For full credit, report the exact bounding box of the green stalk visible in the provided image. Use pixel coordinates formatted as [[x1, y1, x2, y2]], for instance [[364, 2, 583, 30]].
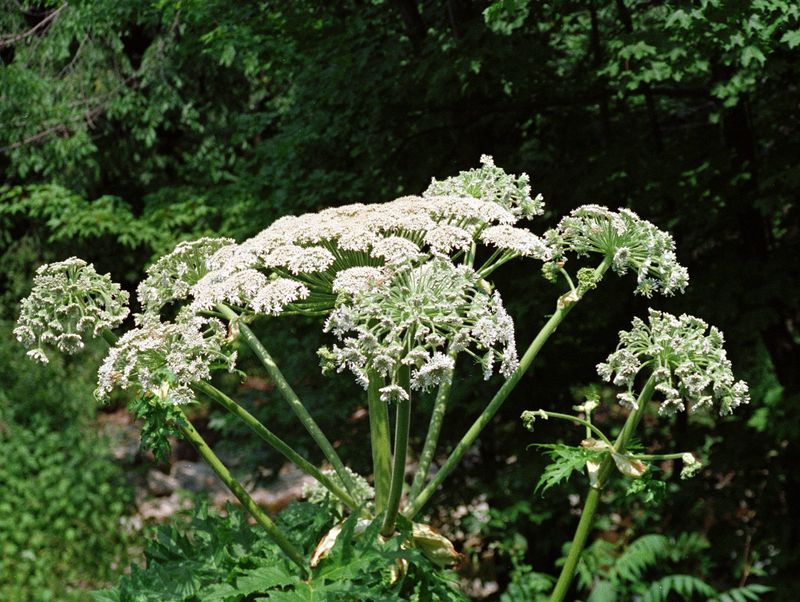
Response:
[[192, 381, 358, 511], [548, 375, 657, 602], [368, 371, 392, 513], [177, 411, 308, 576], [534, 410, 614, 448], [628, 452, 686, 461], [408, 369, 454, 503], [381, 367, 411, 536], [404, 257, 613, 519], [217, 304, 358, 497]]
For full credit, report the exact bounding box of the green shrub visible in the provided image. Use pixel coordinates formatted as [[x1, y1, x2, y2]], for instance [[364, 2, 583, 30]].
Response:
[[93, 501, 466, 602], [0, 322, 133, 601]]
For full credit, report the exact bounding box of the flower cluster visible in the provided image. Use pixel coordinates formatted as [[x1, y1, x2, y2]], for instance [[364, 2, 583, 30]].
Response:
[[320, 257, 518, 401], [543, 205, 689, 297], [597, 309, 750, 415], [137, 237, 234, 315], [14, 258, 130, 363], [182, 158, 549, 318], [96, 316, 236, 406], [423, 154, 545, 220]]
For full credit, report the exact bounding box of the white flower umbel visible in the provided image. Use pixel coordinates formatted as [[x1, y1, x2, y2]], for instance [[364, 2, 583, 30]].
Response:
[[320, 256, 518, 397], [96, 316, 236, 406], [15, 258, 130, 363], [251, 278, 311, 315], [543, 205, 689, 296], [168, 158, 550, 320], [597, 309, 750, 416], [423, 154, 545, 219], [331, 267, 388, 296], [137, 237, 235, 315], [480, 225, 551, 260]]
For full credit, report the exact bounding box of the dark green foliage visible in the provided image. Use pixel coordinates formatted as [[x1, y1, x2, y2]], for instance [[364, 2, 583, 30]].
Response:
[[128, 394, 185, 462], [94, 502, 467, 601], [624, 472, 667, 506], [570, 533, 771, 602], [0, 322, 132, 601], [0, 421, 132, 600], [2, 0, 799, 597]]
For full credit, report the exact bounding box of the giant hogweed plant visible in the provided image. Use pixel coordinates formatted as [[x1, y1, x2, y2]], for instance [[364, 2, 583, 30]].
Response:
[[15, 156, 749, 597]]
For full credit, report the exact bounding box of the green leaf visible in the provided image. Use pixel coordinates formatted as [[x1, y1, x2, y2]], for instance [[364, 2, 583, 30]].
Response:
[[90, 590, 120, 602], [237, 565, 300, 594], [534, 444, 597, 494], [588, 579, 618, 602], [197, 583, 239, 602], [613, 534, 669, 582], [741, 45, 766, 67], [641, 574, 716, 602], [780, 30, 800, 48]]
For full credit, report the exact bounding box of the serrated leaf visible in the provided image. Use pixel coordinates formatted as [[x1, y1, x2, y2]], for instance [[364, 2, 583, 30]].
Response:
[[237, 565, 300, 594], [89, 590, 120, 602], [197, 583, 239, 602], [534, 444, 597, 494]]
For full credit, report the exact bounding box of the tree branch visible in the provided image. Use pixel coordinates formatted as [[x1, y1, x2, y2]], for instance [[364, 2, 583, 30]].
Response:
[[0, 4, 67, 49]]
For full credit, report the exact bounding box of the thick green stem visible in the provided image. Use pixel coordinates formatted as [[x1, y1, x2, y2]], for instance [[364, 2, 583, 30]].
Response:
[[177, 411, 308, 576], [217, 304, 358, 497], [548, 376, 657, 602], [381, 368, 411, 536], [408, 371, 453, 503], [192, 381, 358, 511], [551, 486, 601, 601], [404, 257, 612, 519], [368, 372, 392, 514]]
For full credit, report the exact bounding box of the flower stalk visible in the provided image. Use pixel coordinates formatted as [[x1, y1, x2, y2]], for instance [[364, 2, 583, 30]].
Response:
[[405, 256, 612, 519], [218, 303, 359, 498], [548, 375, 657, 602], [381, 367, 412, 536], [177, 410, 309, 576], [408, 366, 454, 503], [192, 381, 359, 511], [368, 371, 392, 513], [529, 410, 614, 448]]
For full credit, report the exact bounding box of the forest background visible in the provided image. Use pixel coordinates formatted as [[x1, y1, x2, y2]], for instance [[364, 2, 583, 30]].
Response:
[[0, 1, 798, 600]]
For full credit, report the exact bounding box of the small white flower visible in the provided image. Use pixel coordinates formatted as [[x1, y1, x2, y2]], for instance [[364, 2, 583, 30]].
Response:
[[137, 237, 234, 314], [96, 316, 235, 406], [424, 155, 545, 219], [332, 267, 387, 296], [251, 278, 310, 315], [424, 225, 473, 254], [370, 236, 423, 264], [15, 258, 129, 363], [480, 225, 552, 260], [411, 352, 456, 391], [544, 205, 689, 297], [262, 244, 336, 274], [322, 257, 518, 398], [598, 309, 749, 416], [379, 384, 410, 404]]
